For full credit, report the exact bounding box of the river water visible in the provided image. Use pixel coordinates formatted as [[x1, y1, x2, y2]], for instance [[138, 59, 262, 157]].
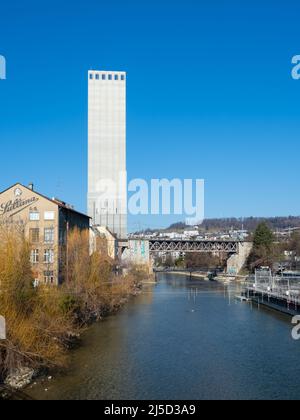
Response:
[[28, 274, 300, 400]]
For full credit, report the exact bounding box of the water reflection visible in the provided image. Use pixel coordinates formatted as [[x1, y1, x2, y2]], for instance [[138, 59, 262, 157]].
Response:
[[27, 274, 300, 400]]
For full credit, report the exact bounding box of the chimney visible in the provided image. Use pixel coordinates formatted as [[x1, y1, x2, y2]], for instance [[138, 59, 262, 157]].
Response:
[[28, 183, 34, 191]]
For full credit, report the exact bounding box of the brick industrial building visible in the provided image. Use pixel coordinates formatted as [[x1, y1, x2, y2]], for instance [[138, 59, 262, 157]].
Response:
[[0, 183, 90, 285]]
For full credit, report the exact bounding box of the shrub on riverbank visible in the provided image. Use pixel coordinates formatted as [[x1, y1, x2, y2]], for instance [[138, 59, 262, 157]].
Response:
[[62, 229, 144, 322], [0, 225, 146, 381], [0, 225, 76, 376]]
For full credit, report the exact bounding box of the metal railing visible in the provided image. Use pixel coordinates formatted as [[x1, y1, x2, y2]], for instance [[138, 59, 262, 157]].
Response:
[[149, 239, 241, 253], [245, 269, 300, 306]]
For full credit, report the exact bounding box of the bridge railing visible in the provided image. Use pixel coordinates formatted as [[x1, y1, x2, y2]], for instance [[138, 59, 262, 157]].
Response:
[[148, 239, 241, 253]]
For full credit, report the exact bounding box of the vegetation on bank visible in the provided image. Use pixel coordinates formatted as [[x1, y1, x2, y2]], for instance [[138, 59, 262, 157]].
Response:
[[0, 224, 147, 380], [155, 252, 226, 271], [247, 222, 300, 271]]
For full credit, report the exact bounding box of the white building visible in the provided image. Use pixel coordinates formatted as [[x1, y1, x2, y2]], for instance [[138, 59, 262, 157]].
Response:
[[184, 229, 199, 238], [88, 70, 127, 239]]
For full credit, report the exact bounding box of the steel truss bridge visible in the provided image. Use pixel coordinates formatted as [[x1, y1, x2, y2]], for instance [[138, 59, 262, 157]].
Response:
[[149, 239, 242, 254]]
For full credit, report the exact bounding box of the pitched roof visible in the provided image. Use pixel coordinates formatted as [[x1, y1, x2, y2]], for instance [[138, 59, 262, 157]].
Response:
[[0, 183, 91, 219]]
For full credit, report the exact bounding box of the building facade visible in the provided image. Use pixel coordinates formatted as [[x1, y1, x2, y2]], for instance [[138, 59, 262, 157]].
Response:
[[0, 183, 90, 285], [88, 70, 127, 239]]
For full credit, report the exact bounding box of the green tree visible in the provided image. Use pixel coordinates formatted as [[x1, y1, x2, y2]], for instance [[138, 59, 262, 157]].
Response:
[[175, 256, 185, 268], [289, 231, 300, 256], [253, 222, 274, 250], [247, 223, 276, 271]]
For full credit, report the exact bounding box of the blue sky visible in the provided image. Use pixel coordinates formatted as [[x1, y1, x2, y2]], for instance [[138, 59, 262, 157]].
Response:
[[0, 0, 300, 230]]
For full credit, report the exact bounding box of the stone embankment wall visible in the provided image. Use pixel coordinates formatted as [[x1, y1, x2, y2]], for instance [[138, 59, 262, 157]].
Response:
[[227, 242, 253, 275]]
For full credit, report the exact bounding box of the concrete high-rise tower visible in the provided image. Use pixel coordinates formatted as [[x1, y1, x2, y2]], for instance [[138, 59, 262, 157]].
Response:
[[88, 70, 127, 239]]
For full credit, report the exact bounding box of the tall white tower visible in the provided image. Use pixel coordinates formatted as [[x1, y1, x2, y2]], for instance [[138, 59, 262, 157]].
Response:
[[88, 70, 127, 239]]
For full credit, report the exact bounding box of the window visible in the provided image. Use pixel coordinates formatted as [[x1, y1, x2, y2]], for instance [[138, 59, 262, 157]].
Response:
[[44, 249, 54, 264], [44, 228, 54, 243], [44, 211, 55, 221], [29, 211, 40, 221], [30, 249, 39, 264], [89, 74, 93, 80], [115, 75, 119, 81], [108, 74, 112, 80], [30, 228, 40, 243], [44, 271, 54, 284], [95, 74, 99, 80], [102, 74, 106, 80], [121, 75, 125, 81]]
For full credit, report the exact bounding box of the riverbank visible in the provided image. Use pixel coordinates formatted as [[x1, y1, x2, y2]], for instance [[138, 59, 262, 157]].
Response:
[[0, 384, 34, 400], [0, 226, 155, 392], [0, 253, 151, 390], [0, 276, 145, 400], [166, 271, 207, 279], [164, 270, 243, 283], [25, 273, 300, 401]]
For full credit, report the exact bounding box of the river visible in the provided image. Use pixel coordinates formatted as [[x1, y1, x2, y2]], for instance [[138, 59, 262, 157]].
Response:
[[27, 274, 300, 400]]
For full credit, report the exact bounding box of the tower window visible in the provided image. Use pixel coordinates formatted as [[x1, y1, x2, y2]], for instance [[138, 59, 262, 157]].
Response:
[[115, 75, 119, 81], [44, 211, 55, 221], [95, 74, 99, 80], [44, 227, 54, 244], [30, 211, 40, 221], [44, 249, 54, 264], [30, 249, 39, 264], [121, 75, 125, 81], [44, 271, 54, 284], [30, 228, 40, 243], [108, 74, 112, 80], [89, 74, 93, 80], [102, 74, 106, 80]]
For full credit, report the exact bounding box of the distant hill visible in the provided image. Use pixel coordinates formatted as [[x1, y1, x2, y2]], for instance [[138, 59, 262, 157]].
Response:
[[167, 216, 300, 233]]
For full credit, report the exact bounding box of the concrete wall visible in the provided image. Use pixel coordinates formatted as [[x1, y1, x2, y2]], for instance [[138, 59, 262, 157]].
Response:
[[90, 226, 117, 260], [123, 239, 150, 264], [88, 70, 127, 239], [227, 242, 253, 275]]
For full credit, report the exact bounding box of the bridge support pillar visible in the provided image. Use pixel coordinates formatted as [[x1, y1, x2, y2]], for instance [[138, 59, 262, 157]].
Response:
[[122, 239, 153, 273], [227, 242, 253, 275]]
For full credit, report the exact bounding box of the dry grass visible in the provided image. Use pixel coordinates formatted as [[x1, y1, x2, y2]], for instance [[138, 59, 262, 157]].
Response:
[[0, 225, 145, 378], [0, 224, 72, 375]]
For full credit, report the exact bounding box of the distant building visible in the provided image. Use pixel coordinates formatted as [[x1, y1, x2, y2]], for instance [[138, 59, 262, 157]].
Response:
[[184, 229, 199, 238], [88, 70, 127, 239], [163, 232, 181, 240], [0, 183, 90, 285], [90, 225, 118, 260]]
